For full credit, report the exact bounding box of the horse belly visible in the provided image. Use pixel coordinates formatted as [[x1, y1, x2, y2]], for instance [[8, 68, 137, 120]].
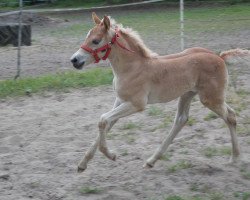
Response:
[[147, 80, 196, 104]]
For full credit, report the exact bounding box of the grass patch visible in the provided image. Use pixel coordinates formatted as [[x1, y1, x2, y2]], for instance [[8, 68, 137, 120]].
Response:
[[158, 115, 174, 129], [106, 132, 119, 140], [147, 105, 164, 117], [187, 117, 196, 126], [234, 191, 250, 200], [0, 68, 113, 99], [209, 192, 224, 200], [160, 153, 172, 161], [241, 171, 250, 180], [79, 186, 102, 194], [204, 112, 218, 121], [165, 195, 184, 200], [167, 160, 193, 173], [226, 89, 248, 115], [190, 183, 199, 192], [203, 146, 231, 158], [203, 147, 218, 158], [124, 134, 136, 144], [240, 168, 250, 180], [121, 121, 140, 130], [120, 149, 128, 156], [236, 89, 250, 98], [115, 3, 250, 36], [42, 3, 250, 40], [237, 125, 249, 136]]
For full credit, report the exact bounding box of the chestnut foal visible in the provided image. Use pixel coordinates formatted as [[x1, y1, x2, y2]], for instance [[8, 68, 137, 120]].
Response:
[[71, 13, 249, 172]]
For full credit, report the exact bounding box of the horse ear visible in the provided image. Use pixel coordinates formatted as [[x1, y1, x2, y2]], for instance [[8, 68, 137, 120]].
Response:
[[103, 15, 110, 30], [92, 12, 101, 24]]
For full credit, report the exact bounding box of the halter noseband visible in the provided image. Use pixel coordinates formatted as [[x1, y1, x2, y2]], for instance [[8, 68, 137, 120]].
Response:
[[80, 29, 134, 63]]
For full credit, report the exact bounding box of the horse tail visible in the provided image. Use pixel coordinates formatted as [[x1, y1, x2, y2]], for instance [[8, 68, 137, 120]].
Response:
[[220, 48, 250, 65]]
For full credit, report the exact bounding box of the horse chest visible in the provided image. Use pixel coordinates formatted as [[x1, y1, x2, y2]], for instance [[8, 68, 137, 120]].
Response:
[[113, 76, 145, 101]]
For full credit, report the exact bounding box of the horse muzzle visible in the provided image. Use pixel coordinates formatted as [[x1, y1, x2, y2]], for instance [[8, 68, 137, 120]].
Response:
[[70, 57, 85, 70]]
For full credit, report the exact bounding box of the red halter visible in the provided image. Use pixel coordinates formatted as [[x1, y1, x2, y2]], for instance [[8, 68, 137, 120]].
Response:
[[80, 29, 134, 63]]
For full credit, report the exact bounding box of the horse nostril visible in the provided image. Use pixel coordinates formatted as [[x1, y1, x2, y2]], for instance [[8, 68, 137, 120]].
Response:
[[71, 57, 78, 63]]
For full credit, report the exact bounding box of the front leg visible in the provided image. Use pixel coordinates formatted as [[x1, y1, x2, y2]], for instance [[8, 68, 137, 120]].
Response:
[[78, 100, 141, 172], [98, 102, 141, 160], [78, 98, 120, 172]]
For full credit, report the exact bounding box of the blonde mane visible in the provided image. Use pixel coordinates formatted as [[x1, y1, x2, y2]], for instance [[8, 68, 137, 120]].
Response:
[[110, 18, 158, 58]]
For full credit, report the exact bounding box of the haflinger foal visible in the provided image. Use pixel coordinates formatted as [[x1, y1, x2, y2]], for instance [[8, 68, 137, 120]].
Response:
[[71, 12, 250, 172]]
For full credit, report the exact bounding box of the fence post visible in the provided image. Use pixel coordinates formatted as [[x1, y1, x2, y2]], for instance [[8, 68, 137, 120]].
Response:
[[180, 0, 184, 51], [15, 0, 23, 79]]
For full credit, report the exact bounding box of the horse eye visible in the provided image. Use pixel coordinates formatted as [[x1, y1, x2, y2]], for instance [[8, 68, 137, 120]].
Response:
[[92, 39, 101, 45]]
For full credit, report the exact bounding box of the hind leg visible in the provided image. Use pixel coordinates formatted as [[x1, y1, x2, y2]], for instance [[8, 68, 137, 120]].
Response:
[[225, 104, 240, 162], [144, 91, 197, 168], [200, 97, 240, 163]]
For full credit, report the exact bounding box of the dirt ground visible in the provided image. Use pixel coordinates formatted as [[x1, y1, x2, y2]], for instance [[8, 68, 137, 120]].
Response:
[[0, 5, 250, 200], [0, 85, 250, 200]]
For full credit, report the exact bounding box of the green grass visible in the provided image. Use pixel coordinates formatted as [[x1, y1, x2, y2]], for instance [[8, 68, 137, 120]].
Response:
[[209, 192, 224, 200], [164, 191, 250, 200], [187, 117, 196, 126], [204, 112, 218, 121], [203, 146, 231, 158], [120, 149, 128, 156], [125, 135, 136, 144], [167, 160, 193, 173], [147, 105, 164, 117], [0, 68, 113, 99], [234, 191, 250, 200], [240, 167, 250, 180], [40, 0, 107, 9], [160, 153, 172, 161], [43, 3, 250, 39], [79, 186, 102, 194], [114, 3, 250, 36], [0, 0, 122, 10], [165, 196, 185, 200], [121, 121, 140, 130], [150, 115, 174, 132], [236, 89, 250, 98]]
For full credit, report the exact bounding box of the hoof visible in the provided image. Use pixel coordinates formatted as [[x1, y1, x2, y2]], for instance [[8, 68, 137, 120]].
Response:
[[143, 162, 154, 169], [229, 156, 241, 165], [107, 151, 117, 161], [77, 166, 87, 173], [110, 153, 117, 161]]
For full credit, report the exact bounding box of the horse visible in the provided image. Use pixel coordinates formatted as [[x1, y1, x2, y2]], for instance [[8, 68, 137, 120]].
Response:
[[70, 12, 250, 172]]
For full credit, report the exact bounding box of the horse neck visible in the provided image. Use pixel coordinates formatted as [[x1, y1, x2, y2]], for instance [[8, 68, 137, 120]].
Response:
[[108, 34, 139, 76]]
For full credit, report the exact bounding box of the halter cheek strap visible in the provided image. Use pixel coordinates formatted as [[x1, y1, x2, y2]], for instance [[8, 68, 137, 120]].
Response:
[[80, 29, 134, 63]]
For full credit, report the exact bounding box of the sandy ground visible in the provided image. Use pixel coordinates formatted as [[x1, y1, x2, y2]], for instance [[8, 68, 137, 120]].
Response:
[[0, 5, 250, 200], [0, 85, 249, 200]]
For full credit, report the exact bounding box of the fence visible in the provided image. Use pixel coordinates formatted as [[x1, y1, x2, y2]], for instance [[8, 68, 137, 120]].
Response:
[[0, 0, 249, 85]]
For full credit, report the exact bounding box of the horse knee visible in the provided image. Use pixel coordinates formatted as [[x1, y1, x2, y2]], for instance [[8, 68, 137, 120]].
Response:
[[227, 110, 237, 126], [176, 114, 188, 126], [98, 114, 109, 131], [99, 145, 107, 153]]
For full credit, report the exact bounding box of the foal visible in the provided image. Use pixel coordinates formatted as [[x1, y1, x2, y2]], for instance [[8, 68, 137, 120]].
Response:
[[71, 13, 249, 172]]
